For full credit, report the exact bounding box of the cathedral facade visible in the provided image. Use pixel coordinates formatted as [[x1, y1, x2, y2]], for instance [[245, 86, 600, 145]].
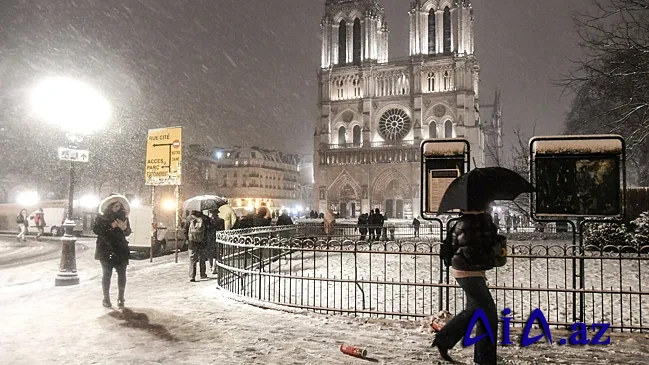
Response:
[[314, 0, 497, 219]]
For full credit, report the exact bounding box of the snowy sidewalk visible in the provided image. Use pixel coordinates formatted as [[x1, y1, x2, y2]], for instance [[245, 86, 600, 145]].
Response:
[[1, 238, 648, 365]]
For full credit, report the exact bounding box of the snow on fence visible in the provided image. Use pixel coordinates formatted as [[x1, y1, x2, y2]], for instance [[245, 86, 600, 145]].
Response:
[[215, 226, 649, 332]]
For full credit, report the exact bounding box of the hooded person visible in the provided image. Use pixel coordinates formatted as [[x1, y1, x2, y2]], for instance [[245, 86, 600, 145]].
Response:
[[94, 194, 132, 309]]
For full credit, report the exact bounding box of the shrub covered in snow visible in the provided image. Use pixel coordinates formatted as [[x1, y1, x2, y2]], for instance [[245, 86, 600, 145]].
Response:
[[630, 212, 649, 248], [583, 222, 633, 248]]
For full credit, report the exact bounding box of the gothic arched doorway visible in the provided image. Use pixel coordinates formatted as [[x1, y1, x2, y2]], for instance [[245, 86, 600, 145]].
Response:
[[371, 169, 412, 219], [328, 171, 362, 218]]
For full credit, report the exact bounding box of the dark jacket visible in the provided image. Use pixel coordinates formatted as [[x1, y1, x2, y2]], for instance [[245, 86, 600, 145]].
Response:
[[450, 213, 500, 271], [357, 214, 368, 234], [276, 213, 294, 226], [93, 213, 131, 265]]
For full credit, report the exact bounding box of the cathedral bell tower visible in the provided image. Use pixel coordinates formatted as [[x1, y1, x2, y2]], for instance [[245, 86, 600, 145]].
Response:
[[321, 0, 389, 68], [409, 0, 474, 56]]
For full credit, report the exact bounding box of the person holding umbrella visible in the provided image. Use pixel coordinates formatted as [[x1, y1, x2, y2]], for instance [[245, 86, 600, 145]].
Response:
[[432, 167, 533, 365]]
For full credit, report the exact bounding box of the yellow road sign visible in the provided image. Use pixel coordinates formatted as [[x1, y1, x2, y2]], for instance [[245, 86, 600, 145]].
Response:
[[145, 127, 182, 186]]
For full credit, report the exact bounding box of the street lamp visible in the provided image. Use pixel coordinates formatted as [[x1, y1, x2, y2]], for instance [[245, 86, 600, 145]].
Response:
[[31, 76, 110, 287]]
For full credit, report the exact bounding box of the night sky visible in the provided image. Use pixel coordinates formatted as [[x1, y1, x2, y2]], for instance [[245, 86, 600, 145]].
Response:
[[0, 0, 594, 157]]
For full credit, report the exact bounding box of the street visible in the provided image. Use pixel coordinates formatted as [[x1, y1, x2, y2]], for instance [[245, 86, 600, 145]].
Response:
[[1, 236, 648, 365]]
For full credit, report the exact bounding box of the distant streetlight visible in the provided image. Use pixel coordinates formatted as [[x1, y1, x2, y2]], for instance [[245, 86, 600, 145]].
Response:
[[31, 76, 111, 287]]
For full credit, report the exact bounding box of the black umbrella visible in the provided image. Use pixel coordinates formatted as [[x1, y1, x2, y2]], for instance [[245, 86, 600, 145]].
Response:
[[437, 167, 534, 213], [182, 195, 228, 212]]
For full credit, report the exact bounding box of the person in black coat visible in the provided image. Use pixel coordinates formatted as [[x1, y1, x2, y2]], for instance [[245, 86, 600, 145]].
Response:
[[94, 197, 131, 308], [432, 207, 500, 365], [356, 213, 369, 240], [276, 209, 294, 226]]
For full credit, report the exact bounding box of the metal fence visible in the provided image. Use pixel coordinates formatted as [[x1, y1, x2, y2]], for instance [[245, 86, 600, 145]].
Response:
[[214, 223, 649, 332]]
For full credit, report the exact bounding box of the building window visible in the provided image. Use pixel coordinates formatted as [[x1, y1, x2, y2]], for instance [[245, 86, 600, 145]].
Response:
[[429, 122, 438, 138], [337, 79, 344, 99], [427, 72, 435, 92], [353, 125, 362, 146], [353, 18, 361, 65], [443, 71, 451, 91], [428, 9, 436, 54], [338, 126, 346, 144], [338, 20, 347, 65], [444, 120, 453, 138], [353, 78, 361, 97], [443, 7, 451, 53]]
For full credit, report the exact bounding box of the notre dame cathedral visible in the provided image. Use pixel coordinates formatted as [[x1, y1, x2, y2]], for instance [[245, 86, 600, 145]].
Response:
[[313, 0, 502, 219]]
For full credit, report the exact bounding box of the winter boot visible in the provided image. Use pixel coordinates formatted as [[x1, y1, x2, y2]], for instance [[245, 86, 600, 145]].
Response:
[[117, 298, 125, 309], [102, 298, 112, 308]]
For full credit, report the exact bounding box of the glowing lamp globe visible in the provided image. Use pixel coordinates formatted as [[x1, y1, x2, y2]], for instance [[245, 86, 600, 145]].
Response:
[[31, 77, 111, 135]]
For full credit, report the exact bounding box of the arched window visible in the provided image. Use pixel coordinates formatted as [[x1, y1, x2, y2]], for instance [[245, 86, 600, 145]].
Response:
[[352, 125, 362, 146], [444, 120, 453, 138], [338, 20, 347, 65], [443, 7, 451, 53], [443, 71, 450, 90], [429, 122, 438, 138], [353, 18, 361, 65], [428, 9, 436, 54], [338, 126, 347, 145], [427, 72, 435, 92]]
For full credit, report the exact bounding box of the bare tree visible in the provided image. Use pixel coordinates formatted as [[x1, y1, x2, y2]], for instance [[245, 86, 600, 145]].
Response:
[[563, 0, 649, 185], [484, 122, 536, 217]]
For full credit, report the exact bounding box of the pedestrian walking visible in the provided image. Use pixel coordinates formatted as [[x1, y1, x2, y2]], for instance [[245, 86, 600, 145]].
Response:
[[367, 210, 376, 240], [185, 210, 209, 282], [412, 217, 421, 238], [32, 208, 46, 241], [356, 213, 368, 240], [432, 207, 501, 364], [16, 209, 28, 242], [505, 213, 512, 233], [94, 195, 131, 309]]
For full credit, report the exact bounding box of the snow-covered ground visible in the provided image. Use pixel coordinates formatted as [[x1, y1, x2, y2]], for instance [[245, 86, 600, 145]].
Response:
[[227, 239, 649, 331], [2, 237, 649, 364]]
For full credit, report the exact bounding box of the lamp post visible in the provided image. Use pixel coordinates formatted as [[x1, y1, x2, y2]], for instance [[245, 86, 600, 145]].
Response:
[[31, 76, 110, 286]]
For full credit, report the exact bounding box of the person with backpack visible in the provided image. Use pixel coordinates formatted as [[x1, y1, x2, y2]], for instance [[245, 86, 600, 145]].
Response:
[[16, 209, 28, 242], [433, 202, 505, 365], [185, 210, 209, 282]]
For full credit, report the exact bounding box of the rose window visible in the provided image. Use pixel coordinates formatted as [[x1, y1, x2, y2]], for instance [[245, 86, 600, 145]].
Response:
[[378, 108, 411, 140]]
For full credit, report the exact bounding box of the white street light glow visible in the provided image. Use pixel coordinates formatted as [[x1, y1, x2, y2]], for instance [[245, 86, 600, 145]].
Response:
[[79, 195, 100, 209], [31, 76, 111, 135], [130, 199, 141, 208], [16, 191, 40, 206], [162, 199, 177, 211]]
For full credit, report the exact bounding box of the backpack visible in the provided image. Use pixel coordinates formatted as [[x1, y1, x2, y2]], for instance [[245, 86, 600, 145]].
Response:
[[16, 214, 24, 224], [188, 217, 205, 243]]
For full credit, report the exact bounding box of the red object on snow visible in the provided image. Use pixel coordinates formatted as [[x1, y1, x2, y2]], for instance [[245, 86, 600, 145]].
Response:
[[340, 344, 368, 358]]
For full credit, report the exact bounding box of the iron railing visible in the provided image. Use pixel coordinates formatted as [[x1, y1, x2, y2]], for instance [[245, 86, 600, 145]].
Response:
[[214, 224, 649, 332]]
